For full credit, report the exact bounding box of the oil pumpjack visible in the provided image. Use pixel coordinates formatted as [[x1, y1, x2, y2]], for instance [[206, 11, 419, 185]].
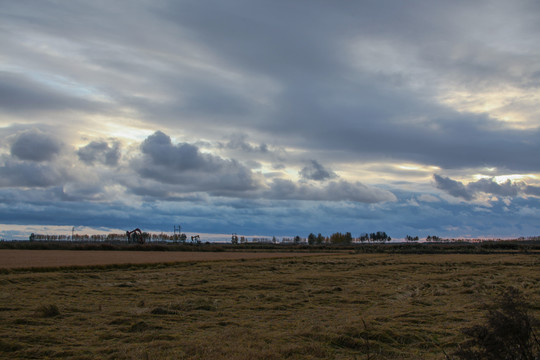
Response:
[[126, 228, 145, 244]]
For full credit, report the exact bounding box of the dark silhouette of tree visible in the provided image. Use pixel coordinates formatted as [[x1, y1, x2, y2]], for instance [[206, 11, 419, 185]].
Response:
[[454, 287, 540, 360], [179, 233, 187, 243], [359, 233, 369, 243], [330, 232, 353, 245], [369, 231, 390, 243]]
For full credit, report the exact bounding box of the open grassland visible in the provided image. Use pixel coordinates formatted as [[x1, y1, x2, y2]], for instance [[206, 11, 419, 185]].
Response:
[[0, 253, 538, 359]]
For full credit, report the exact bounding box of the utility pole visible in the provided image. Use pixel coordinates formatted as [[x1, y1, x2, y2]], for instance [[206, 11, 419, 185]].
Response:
[[173, 225, 181, 243]]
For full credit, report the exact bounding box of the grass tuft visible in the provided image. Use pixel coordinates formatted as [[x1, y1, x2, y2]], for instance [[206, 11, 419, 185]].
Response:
[[128, 321, 151, 332], [0, 339, 24, 352], [35, 304, 60, 318], [150, 307, 177, 315]]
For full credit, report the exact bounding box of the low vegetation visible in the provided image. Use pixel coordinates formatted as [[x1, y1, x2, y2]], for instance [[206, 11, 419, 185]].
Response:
[[34, 304, 61, 318], [453, 287, 540, 360], [0, 253, 538, 359], [1, 239, 539, 254]]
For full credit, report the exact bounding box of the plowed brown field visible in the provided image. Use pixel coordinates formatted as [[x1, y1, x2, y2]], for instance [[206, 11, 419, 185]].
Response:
[[0, 249, 324, 269]]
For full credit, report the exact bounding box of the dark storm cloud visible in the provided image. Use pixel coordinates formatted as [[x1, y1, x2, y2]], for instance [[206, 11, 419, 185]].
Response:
[[433, 174, 537, 201], [524, 185, 540, 197], [0, 72, 103, 114], [4, 187, 536, 238], [140, 131, 222, 172], [148, 0, 540, 172], [3, 1, 538, 172], [156, 1, 347, 80], [433, 174, 475, 201], [299, 160, 337, 181], [10, 129, 62, 162], [468, 178, 521, 197], [140, 132, 202, 170], [0, 160, 68, 188], [1, 1, 540, 237], [265, 179, 396, 203], [77, 140, 120, 166], [223, 134, 269, 154], [135, 131, 261, 193], [128, 131, 396, 203], [270, 81, 540, 172]]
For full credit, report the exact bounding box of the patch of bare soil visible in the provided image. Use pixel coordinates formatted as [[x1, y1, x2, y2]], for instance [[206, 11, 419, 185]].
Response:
[[0, 250, 323, 269]]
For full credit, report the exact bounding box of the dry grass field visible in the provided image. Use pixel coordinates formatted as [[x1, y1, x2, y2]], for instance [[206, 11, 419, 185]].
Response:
[[0, 252, 538, 359]]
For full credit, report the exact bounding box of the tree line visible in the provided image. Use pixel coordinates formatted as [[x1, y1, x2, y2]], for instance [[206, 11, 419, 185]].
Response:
[[28, 231, 527, 245], [305, 231, 391, 245], [28, 231, 394, 244], [28, 232, 190, 242]]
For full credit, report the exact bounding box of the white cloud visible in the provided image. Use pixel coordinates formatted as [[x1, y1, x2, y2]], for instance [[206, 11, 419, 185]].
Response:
[[518, 207, 538, 217], [417, 194, 440, 203]]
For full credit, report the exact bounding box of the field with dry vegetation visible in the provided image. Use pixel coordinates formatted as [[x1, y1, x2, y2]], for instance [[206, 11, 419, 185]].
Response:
[[0, 252, 539, 359]]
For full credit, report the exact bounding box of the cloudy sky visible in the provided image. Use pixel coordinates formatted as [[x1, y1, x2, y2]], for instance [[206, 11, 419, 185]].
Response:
[[1, 0, 539, 240]]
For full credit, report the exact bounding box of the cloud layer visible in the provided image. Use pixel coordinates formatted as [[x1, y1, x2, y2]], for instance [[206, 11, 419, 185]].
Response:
[[0, 1, 539, 238], [434, 174, 540, 201]]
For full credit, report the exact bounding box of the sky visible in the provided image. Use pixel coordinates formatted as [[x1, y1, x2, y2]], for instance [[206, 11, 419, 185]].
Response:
[[1, 0, 540, 240]]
